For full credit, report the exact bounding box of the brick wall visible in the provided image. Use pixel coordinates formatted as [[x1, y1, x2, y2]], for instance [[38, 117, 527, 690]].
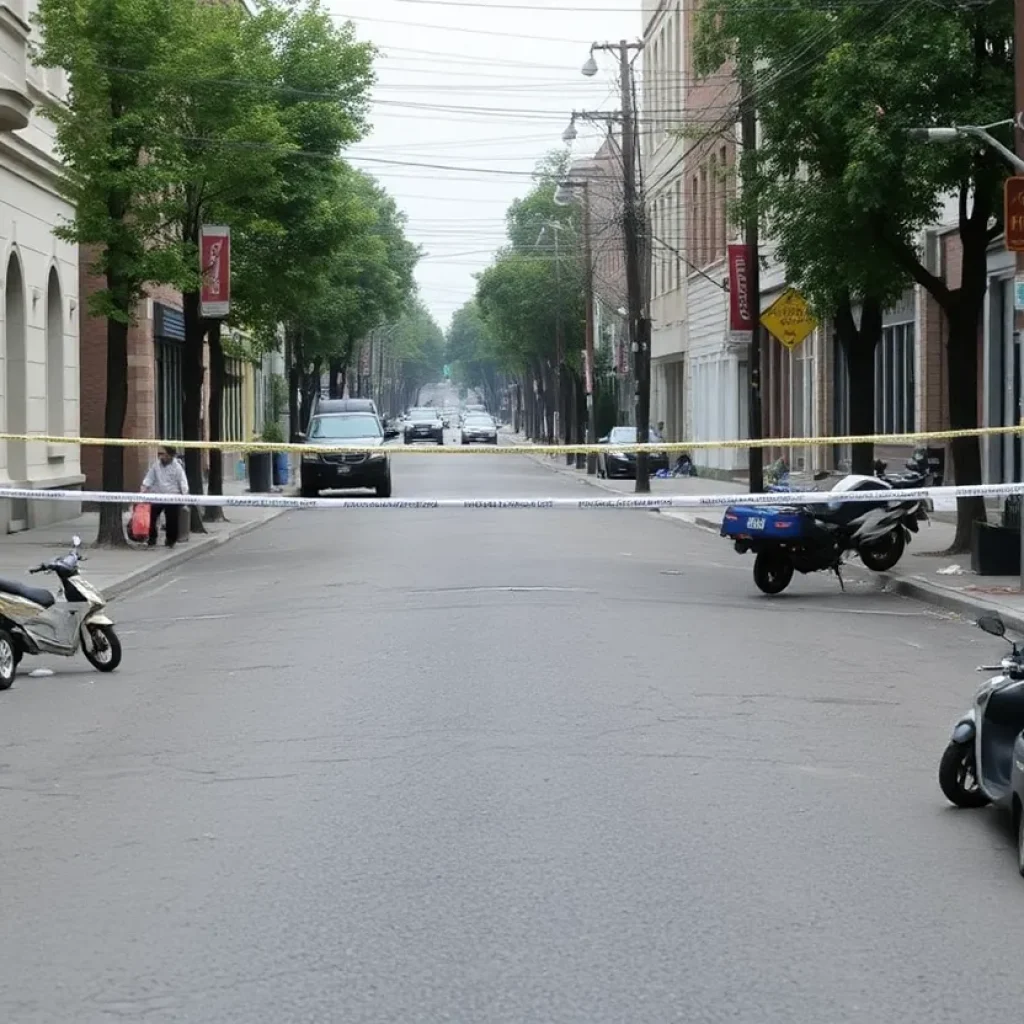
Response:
[[78, 248, 179, 490]]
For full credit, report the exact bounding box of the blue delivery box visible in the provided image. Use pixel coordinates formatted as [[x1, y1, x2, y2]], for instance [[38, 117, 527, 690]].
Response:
[[720, 504, 812, 540]]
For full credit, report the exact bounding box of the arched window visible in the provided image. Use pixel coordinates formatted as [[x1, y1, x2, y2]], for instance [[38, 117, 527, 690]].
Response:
[[46, 268, 64, 437], [4, 253, 27, 480]]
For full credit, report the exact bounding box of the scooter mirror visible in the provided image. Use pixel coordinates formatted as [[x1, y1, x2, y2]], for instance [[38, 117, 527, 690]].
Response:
[[977, 614, 1006, 637], [71, 535, 81, 548]]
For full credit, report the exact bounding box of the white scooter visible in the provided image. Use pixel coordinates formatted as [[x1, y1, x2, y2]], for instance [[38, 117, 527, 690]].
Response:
[[0, 535, 121, 689]]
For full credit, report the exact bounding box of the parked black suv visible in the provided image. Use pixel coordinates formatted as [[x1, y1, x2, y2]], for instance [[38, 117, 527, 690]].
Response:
[[299, 412, 392, 498]]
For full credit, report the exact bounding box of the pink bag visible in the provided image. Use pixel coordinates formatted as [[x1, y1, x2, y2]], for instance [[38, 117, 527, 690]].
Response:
[[129, 503, 151, 541]]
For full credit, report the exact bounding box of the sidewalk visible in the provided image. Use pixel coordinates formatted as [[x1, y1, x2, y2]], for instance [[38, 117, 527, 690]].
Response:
[[0, 478, 289, 600], [503, 429, 1024, 629]]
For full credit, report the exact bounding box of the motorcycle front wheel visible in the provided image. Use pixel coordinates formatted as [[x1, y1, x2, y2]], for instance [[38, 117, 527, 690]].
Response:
[[1017, 811, 1024, 878], [859, 530, 906, 572], [939, 740, 990, 808], [84, 624, 122, 672], [753, 551, 794, 595]]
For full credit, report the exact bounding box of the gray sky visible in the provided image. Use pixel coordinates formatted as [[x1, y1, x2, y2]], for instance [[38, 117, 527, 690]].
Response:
[[333, 0, 639, 330]]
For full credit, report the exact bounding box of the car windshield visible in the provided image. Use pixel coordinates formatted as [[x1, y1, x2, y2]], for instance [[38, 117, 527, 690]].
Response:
[[409, 408, 440, 420], [465, 416, 494, 426], [608, 426, 662, 443], [308, 414, 382, 440]]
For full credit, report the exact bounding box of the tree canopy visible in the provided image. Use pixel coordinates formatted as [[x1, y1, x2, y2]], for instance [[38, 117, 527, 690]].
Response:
[[695, 0, 1014, 544], [34, 0, 420, 538]]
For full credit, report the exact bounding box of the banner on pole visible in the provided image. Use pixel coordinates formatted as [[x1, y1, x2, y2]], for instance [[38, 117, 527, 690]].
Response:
[[727, 244, 755, 331], [200, 225, 231, 318]]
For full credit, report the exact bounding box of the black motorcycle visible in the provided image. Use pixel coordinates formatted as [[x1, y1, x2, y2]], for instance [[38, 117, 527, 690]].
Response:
[[721, 472, 930, 595]]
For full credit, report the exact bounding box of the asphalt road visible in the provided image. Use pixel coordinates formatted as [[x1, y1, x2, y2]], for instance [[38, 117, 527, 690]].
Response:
[[0, 443, 1019, 1023]]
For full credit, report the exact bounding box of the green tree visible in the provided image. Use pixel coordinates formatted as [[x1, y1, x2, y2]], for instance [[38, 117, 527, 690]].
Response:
[[228, 2, 376, 436], [475, 154, 584, 443], [321, 174, 420, 405], [446, 301, 503, 413], [160, 0, 293, 525], [696, 0, 1012, 548], [35, 0, 197, 544], [390, 298, 446, 404]]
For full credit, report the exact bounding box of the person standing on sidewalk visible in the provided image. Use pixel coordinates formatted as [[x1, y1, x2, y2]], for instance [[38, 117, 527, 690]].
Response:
[[141, 446, 189, 548]]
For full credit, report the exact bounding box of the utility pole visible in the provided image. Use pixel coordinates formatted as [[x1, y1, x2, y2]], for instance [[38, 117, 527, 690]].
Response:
[[553, 224, 564, 451], [582, 182, 599, 475], [617, 40, 651, 492], [740, 73, 764, 493]]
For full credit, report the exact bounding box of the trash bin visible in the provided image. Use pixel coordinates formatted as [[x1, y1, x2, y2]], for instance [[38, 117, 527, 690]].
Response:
[[272, 451, 290, 487], [248, 451, 272, 493]]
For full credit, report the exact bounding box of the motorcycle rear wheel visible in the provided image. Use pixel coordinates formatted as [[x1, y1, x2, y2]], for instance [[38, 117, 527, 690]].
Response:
[[939, 740, 990, 808], [860, 530, 906, 572], [753, 551, 794, 595], [0, 628, 17, 690]]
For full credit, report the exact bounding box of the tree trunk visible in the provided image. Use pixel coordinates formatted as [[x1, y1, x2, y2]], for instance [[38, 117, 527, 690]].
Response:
[[203, 319, 227, 522], [97, 309, 130, 546], [181, 290, 207, 534], [836, 293, 882, 477], [286, 327, 299, 440], [328, 357, 342, 398], [947, 300, 986, 552], [299, 355, 321, 435], [539, 361, 555, 443], [576, 373, 587, 468], [288, 328, 302, 441]]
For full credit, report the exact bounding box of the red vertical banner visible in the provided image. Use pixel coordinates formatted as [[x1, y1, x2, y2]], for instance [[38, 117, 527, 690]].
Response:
[[200, 225, 231, 318], [727, 243, 755, 331]]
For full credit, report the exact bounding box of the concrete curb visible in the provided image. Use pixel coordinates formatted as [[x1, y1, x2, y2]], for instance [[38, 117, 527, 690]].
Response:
[[104, 508, 287, 600], [870, 573, 1024, 631]]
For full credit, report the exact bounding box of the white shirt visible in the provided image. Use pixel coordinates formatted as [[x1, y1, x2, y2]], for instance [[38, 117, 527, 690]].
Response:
[[142, 459, 190, 496]]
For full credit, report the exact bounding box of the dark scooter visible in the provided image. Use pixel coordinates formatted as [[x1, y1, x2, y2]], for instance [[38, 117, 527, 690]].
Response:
[[939, 614, 1024, 877]]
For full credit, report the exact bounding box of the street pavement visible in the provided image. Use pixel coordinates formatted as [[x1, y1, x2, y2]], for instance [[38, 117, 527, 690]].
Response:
[[525, 439, 1024, 630], [1, 439, 1021, 1024]]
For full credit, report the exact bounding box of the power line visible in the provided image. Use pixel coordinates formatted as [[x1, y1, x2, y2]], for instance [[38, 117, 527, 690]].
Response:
[[396, 0, 897, 6], [338, 11, 593, 43]]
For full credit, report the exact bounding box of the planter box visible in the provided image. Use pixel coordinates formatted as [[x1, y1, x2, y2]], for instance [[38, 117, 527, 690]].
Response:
[[971, 521, 1021, 576]]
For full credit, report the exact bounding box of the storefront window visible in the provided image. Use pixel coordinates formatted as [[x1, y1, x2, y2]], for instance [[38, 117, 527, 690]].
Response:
[[155, 338, 183, 442], [874, 322, 915, 434]]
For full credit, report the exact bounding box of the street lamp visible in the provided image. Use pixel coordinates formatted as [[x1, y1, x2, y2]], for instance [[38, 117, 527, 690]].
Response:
[[562, 117, 578, 143], [581, 52, 598, 77], [910, 122, 1024, 173]]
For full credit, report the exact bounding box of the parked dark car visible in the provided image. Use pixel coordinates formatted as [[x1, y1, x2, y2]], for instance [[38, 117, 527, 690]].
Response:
[[597, 426, 669, 479], [404, 407, 444, 445], [298, 412, 391, 498]]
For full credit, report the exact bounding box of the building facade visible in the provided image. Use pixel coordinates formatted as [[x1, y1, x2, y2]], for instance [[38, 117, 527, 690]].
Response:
[[574, 141, 632, 429], [642, 0, 688, 442], [0, 0, 83, 533], [80, 276, 285, 492]]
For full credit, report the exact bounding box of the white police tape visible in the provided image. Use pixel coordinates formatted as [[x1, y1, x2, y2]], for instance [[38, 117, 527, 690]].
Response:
[[0, 482, 1020, 511]]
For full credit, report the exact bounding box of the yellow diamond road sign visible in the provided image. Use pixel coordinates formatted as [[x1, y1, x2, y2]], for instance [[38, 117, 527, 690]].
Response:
[[760, 288, 816, 350]]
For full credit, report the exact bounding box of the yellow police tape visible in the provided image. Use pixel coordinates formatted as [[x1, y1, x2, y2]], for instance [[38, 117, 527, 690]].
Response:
[[0, 424, 1018, 456]]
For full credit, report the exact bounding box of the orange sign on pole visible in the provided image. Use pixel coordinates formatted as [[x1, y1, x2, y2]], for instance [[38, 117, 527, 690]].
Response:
[[1005, 177, 1024, 251]]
